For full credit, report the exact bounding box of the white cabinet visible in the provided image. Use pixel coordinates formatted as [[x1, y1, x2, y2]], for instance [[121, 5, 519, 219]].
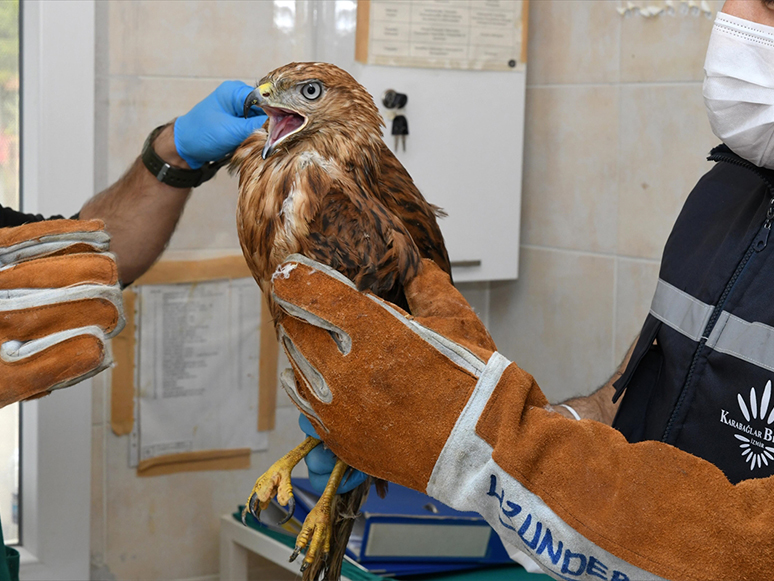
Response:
[[312, 1, 526, 282]]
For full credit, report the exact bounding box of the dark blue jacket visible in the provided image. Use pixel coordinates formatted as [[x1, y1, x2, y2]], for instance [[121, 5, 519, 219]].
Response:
[[613, 145, 774, 484], [0, 205, 62, 226]]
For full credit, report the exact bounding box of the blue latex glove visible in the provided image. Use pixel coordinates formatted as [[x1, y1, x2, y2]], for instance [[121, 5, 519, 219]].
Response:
[[174, 80, 267, 169], [299, 414, 369, 494]]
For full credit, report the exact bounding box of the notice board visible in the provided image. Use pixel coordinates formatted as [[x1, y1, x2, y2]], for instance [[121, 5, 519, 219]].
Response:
[[356, 0, 528, 72], [111, 256, 279, 476]]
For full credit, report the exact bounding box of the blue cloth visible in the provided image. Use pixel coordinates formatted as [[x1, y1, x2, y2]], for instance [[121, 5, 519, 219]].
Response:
[[298, 414, 369, 494]]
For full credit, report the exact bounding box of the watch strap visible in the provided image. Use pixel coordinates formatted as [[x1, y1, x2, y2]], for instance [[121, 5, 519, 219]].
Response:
[[141, 125, 231, 189]]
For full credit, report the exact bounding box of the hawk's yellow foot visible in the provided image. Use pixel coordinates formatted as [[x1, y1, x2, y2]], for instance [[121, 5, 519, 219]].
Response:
[[290, 458, 348, 571], [242, 436, 320, 525]]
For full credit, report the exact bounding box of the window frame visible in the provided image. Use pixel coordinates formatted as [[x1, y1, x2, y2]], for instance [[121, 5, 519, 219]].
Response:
[[17, 1, 95, 578]]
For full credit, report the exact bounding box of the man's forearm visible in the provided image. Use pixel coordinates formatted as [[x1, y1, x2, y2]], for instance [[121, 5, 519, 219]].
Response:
[[551, 339, 637, 425], [79, 124, 191, 284]]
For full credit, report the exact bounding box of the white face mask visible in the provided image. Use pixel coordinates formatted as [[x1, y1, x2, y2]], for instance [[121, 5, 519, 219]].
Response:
[[703, 13, 774, 169]]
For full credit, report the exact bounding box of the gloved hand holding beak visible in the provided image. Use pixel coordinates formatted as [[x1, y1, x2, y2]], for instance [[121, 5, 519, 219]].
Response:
[[174, 80, 268, 169]]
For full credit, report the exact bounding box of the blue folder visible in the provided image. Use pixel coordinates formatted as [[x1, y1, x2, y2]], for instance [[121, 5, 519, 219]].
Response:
[[291, 478, 513, 566], [234, 509, 550, 579]]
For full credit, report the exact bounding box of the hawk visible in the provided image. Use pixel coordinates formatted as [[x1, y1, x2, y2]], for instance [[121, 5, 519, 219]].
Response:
[[232, 62, 451, 581]]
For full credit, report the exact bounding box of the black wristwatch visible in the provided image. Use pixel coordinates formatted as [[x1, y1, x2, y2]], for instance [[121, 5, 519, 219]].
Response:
[[141, 124, 231, 188]]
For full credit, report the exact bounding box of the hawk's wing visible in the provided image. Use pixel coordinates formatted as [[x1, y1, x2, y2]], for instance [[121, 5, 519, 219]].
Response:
[[297, 159, 422, 308], [376, 142, 452, 278]]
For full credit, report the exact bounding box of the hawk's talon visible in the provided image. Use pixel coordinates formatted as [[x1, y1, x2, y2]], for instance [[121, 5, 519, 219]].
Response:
[[300, 561, 310, 573], [276, 495, 295, 525], [289, 546, 301, 562], [248, 492, 261, 521], [294, 459, 346, 571], [240, 436, 319, 529]]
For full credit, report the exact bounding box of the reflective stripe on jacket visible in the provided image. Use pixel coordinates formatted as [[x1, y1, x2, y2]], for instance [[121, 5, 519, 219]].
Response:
[[613, 144, 774, 484]]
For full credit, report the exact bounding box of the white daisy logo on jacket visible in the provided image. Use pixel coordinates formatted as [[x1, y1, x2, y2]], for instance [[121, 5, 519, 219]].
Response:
[[728, 380, 774, 470]]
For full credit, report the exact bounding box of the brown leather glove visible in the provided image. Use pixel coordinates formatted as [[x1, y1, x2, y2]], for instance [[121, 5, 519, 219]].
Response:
[[273, 254, 498, 491], [272, 254, 774, 581], [0, 219, 124, 408]]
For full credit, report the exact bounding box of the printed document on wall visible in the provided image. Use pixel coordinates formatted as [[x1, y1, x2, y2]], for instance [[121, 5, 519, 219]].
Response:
[[356, 0, 527, 71], [134, 278, 268, 465]]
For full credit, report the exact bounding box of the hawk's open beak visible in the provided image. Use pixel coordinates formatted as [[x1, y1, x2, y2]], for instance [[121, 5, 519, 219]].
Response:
[[244, 82, 307, 160]]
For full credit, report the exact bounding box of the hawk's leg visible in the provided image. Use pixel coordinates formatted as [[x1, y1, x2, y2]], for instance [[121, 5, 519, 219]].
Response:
[[290, 458, 348, 571], [241, 436, 320, 524]]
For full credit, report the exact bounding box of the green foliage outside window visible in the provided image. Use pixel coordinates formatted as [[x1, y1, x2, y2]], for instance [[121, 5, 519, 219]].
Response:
[[0, 0, 19, 210]]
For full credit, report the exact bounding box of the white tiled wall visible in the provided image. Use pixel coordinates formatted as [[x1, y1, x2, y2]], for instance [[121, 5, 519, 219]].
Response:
[[92, 1, 723, 578], [488, 0, 721, 401]]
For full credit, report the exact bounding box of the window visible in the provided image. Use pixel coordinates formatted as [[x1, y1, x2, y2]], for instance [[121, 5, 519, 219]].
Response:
[[0, 0, 19, 547], [0, 405, 19, 546], [14, 1, 95, 577]]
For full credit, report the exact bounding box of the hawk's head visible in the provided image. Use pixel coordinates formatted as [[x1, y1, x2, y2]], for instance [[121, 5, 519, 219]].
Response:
[[244, 62, 384, 160]]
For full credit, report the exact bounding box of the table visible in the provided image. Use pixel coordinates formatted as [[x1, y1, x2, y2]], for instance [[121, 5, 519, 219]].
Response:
[[219, 514, 551, 581]]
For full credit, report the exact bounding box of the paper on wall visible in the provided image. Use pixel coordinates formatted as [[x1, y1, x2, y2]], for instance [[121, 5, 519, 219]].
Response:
[[358, 0, 527, 72], [132, 277, 268, 467]]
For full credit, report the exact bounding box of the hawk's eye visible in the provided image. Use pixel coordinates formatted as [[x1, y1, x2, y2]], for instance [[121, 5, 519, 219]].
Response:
[[301, 82, 322, 101]]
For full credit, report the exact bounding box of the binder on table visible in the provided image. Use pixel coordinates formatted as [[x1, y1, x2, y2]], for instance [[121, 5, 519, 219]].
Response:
[[291, 478, 513, 566]]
